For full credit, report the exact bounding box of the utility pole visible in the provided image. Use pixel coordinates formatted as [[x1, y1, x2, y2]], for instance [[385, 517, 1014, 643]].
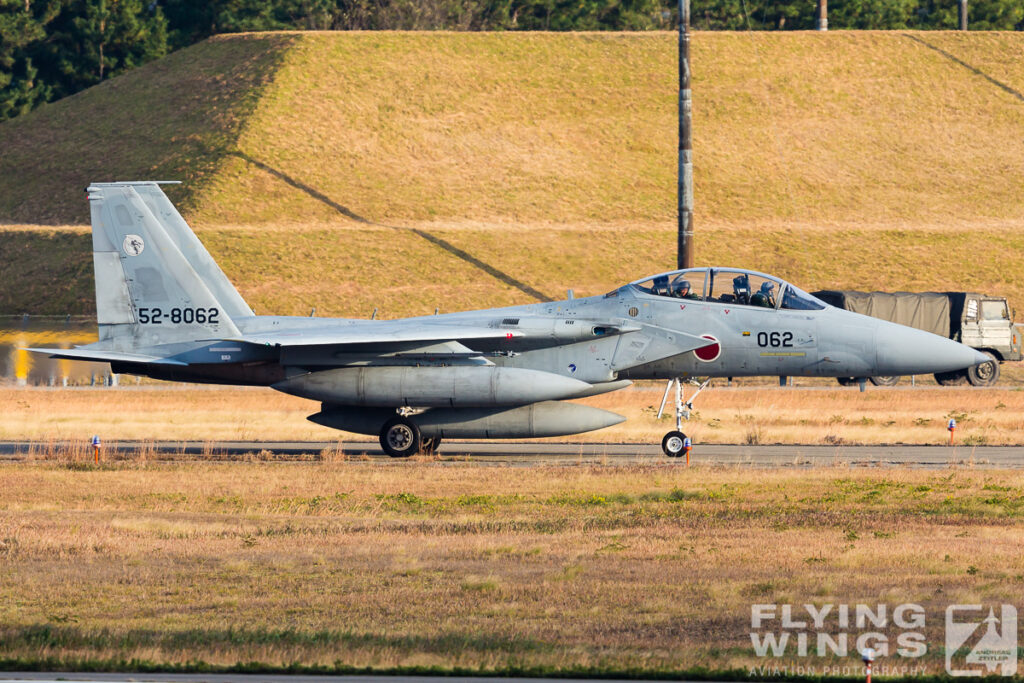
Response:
[[816, 0, 828, 30], [677, 0, 694, 270], [958, 0, 968, 30]]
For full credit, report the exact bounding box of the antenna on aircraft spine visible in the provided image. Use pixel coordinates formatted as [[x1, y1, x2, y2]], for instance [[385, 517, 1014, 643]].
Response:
[[678, 0, 694, 270]]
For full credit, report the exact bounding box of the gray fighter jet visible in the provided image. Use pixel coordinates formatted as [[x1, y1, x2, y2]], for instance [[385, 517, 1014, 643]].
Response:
[[30, 182, 988, 457]]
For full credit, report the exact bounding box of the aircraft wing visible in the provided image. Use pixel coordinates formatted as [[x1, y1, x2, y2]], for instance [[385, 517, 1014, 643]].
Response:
[[225, 323, 524, 348], [25, 347, 189, 366], [226, 316, 651, 349]]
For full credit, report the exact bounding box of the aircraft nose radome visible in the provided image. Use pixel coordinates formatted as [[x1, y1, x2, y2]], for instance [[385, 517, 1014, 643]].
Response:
[[875, 324, 987, 375]]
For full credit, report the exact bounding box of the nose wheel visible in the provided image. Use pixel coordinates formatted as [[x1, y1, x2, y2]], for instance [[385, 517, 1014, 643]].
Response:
[[657, 378, 709, 458], [662, 431, 688, 458]]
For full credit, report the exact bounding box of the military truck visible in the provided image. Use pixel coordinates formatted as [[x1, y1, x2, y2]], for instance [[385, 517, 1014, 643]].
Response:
[[812, 291, 1022, 387]]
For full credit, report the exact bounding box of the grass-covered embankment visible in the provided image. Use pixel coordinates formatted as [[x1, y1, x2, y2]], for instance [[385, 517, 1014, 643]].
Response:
[[3, 222, 1024, 318], [4, 31, 1024, 318]]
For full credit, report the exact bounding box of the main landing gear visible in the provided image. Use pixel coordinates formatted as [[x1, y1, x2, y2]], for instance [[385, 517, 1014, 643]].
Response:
[[378, 415, 443, 458], [657, 377, 710, 458]]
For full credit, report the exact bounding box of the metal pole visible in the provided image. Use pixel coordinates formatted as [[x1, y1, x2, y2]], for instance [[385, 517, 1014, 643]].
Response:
[[677, 0, 694, 270], [816, 0, 828, 30], [958, 0, 967, 30]]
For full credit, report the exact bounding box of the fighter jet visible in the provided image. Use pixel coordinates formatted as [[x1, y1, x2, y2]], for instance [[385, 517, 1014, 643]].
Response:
[[29, 182, 988, 457]]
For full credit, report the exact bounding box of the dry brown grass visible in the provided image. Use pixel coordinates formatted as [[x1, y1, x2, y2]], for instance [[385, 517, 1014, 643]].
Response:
[[205, 32, 1024, 226], [3, 383, 1023, 445], [5, 32, 1024, 228], [8, 219, 1024, 320], [0, 463, 1022, 673]]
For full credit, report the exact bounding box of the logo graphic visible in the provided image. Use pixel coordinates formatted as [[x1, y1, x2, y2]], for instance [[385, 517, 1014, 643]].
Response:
[[694, 334, 721, 362], [946, 605, 1017, 676], [123, 234, 145, 256]]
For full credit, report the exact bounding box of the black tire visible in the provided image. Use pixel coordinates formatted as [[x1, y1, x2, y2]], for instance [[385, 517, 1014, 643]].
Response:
[[379, 416, 421, 458], [662, 431, 687, 458], [934, 370, 967, 386], [836, 377, 857, 386], [869, 376, 899, 386], [966, 351, 1000, 387], [420, 436, 442, 455]]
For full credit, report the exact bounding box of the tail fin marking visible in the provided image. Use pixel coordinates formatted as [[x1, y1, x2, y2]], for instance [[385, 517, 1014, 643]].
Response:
[[88, 183, 241, 345], [130, 183, 254, 320]]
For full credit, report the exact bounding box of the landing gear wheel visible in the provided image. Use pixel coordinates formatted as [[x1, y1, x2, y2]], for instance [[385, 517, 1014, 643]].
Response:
[[836, 377, 857, 387], [934, 370, 967, 386], [379, 416, 421, 458], [869, 376, 899, 386], [662, 431, 687, 458], [419, 436, 442, 455], [967, 352, 1000, 387]]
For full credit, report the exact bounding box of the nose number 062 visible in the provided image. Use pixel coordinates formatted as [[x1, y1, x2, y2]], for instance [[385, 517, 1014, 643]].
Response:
[[757, 331, 793, 348]]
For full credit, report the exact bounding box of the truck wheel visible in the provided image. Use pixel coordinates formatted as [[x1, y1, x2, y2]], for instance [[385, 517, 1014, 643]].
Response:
[[934, 370, 967, 386], [379, 416, 421, 458], [966, 352, 1000, 387], [836, 377, 857, 386], [869, 376, 899, 386]]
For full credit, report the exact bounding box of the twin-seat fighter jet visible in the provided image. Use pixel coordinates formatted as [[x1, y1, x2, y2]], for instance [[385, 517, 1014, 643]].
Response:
[[30, 182, 988, 457]]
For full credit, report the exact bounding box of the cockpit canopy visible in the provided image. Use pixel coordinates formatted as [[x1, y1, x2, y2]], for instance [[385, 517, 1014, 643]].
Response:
[[625, 268, 825, 311]]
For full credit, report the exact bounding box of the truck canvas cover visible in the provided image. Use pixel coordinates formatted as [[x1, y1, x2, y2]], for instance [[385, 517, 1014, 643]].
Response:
[[813, 291, 950, 338]]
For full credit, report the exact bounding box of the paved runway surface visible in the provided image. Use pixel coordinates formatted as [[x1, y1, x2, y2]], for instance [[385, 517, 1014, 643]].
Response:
[[0, 676, 685, 683], [0, 676, 702, 683], [1, 439, 1021, 467]]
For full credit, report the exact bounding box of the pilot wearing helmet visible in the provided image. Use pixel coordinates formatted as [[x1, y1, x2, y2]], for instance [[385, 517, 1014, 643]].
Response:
[[671, 278, 692, 299], [751, 281, 776, 308], [732, 274, 751, 305]]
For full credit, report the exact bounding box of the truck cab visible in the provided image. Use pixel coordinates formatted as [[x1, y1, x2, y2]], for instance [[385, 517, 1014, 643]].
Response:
[[953, 294, 1023, 385], [811, 289, 1021, 387]]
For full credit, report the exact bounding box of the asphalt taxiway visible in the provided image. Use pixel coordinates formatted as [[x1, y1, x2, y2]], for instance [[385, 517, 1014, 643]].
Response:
[[0, 676, 692, 683], [0, 439, 1021, 467], [1, 676, 708, 683]]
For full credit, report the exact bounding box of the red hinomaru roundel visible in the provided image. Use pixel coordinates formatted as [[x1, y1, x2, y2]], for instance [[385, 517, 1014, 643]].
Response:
[[694, 334, 721, 362]]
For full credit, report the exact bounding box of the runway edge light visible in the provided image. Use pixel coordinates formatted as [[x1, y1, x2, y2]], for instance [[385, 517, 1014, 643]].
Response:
[[861, 647, 875, 683]]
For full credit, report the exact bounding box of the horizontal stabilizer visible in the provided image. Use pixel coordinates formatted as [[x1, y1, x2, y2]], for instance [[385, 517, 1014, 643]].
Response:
[[25, 347, 188, 366]]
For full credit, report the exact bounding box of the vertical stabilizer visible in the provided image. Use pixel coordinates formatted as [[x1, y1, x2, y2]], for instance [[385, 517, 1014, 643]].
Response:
[[87, 182, 242, 347], [131, 183, 254, 320]]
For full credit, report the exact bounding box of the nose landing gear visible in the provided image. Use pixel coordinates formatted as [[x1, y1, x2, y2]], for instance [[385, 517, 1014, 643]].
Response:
[[657, 377, 710, 458]]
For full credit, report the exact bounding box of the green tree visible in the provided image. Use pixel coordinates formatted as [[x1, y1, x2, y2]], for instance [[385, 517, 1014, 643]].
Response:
[[32, 0, 167, 99], [0, 0, 54, 119], [829, 0, 916, 28], [161, 0, 297, 49], [963, 0, 1024, 29], [497, 0, 669, 30]]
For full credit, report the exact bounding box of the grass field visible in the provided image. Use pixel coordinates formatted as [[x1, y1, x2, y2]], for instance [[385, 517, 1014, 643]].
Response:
[[5, 221, 1024, 319], [1, 463, 1022, 674], [3, 384, 1023, 445], [2, 32, 1024, 318]]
